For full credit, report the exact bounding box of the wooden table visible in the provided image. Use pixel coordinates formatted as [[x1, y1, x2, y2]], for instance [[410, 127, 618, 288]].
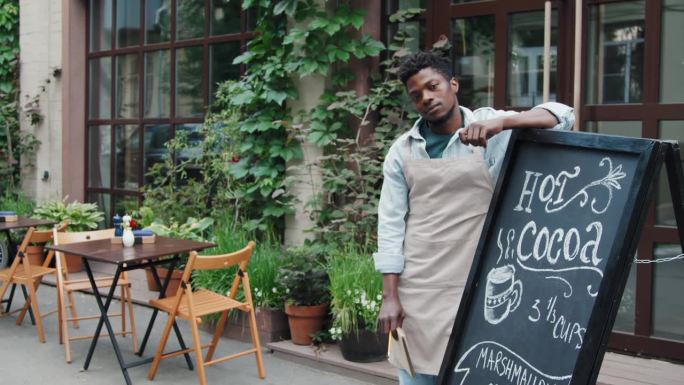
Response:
[[0, 218, 58, 316], [47, 236, 216, 385]]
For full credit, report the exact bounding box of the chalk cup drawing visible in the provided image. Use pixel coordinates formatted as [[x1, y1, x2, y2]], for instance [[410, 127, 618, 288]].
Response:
[[484, 264, 523, 324]]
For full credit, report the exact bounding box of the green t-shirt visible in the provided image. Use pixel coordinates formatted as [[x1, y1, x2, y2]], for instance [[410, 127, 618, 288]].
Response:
[[419, 120, 455, 159]]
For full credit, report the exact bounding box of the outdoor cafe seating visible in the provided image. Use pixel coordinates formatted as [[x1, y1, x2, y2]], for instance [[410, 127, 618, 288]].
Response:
[[0, 223, 65, 342], [53, 227, 138, 363], [147, 241, 265, 385], [0, 216, 265, 385]]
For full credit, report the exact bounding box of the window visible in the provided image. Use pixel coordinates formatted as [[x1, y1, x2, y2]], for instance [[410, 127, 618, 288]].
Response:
[[660, 0, 684, 103], [586, 1, 645, 104], [384, 0, 426, 53], [451, 16, 495, 109], [653, 243, 684, 340], [86, 0, 251, 222], [656, 121, 684, 226], [507, 11, 558, 107]]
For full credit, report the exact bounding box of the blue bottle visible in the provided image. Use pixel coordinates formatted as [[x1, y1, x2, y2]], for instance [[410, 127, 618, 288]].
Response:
[[113, 214, 122, 237]]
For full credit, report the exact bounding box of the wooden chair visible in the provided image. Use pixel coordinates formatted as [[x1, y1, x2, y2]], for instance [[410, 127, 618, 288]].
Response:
[[147, 241, 265, 385], [0, 225, 63, 343], [52, 228, 138, 363]]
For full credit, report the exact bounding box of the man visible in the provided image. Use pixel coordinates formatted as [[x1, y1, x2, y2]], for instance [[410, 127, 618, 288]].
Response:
[[374, 51, 574, 385]]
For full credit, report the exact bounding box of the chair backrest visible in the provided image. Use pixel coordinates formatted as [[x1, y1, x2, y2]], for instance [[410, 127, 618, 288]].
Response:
[[54, 228, 115, 245], [178, 241, 256, 299], [30, 221, 68, 267], [27, 221, 68, 245], [53, 228, 115, 277], [10, 222, 67, 272]]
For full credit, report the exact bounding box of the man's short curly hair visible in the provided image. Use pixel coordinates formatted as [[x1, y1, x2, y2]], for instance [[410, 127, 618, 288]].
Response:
[[398, 51, 453, 86]]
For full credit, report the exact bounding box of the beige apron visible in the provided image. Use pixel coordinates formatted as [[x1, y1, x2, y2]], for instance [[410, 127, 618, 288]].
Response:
[[399, 145, 493, 375]]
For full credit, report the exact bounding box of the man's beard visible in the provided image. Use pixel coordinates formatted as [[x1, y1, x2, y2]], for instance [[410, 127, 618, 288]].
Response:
[[426, 102, 456, 127]]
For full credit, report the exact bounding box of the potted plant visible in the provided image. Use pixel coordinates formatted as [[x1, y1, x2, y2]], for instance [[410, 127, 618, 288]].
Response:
[[237, 241, 290, 344], [32, 199, 104, 272], [193, 223, 290, 344], [146, 216, 214, 293], [0, 193, 35, 268], [327, 250, 387, 362], [276, 246, 330, 345]]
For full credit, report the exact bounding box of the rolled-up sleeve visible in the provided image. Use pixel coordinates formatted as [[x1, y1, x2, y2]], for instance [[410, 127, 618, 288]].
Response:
[[373, 142, 409, 274], [532, 102, 575, 131]]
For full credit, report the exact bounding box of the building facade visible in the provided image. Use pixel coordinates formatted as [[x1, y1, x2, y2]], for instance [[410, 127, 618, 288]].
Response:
[[19, 0, 684, 362]]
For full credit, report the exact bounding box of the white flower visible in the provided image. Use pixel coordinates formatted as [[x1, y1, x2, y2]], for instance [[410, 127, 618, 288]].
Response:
[[272, 287, 277, 293], [376, 294, 382, 301], [285, 288, 290, 294], [370, 300, 376, 308], [346, 290, 352, 296]]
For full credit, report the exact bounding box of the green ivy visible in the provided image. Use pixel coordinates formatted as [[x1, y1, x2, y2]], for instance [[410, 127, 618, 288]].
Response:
[[0, 0, 39, 195], [0, 0, 20, 192], [209, 0, 384, 233], [300, 8, 425, 252]]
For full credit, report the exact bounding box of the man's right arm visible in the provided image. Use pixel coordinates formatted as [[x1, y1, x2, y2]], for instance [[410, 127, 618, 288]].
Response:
[[373, 143, 409, 333]]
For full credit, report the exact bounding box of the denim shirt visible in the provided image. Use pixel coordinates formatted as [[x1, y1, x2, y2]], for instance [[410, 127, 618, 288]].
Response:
[[373, 102, 575, 273]]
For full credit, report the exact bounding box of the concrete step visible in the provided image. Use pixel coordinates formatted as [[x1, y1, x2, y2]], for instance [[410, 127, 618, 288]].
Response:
[[268, 340, 399, 385]]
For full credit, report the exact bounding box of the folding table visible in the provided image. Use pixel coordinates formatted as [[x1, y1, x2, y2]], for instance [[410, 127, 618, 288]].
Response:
[[47, 236, 215, 385]]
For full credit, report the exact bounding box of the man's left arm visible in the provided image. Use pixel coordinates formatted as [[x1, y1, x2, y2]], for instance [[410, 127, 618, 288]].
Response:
[[460, 102, 574, 147]]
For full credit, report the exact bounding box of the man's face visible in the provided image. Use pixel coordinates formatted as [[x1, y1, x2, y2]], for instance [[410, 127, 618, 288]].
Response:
[[406, 67, 459, 124]]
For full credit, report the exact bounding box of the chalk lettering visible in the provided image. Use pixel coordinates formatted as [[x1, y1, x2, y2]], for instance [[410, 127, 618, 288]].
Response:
[[514, 171, 543, 213], [515, 221, 603, 268], [465, 342, 571, 385]]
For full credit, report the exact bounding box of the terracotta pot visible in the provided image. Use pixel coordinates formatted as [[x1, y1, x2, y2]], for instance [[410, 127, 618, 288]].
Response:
[[284, 303, 328, 345], [339, 329, 389, 363], [25, 245, 46, 266], [145, 267, 183, 294], [64, 253, 83, 273], [203, 307, 291, 344]]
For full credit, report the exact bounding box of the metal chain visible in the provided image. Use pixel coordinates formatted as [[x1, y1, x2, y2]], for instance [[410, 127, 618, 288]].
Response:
[[634, 254, 684, 264]]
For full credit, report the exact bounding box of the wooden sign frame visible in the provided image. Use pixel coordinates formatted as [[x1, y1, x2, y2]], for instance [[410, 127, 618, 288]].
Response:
[[437, 129, 676, 385]]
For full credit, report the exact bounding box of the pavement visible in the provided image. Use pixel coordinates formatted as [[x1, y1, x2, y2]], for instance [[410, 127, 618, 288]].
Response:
[[0, 285, 379, 385], [4, 271, 684, 385]]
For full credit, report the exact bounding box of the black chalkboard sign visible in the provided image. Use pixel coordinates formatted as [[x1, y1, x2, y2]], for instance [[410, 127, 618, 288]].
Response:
[[437, 129, 668, 385]]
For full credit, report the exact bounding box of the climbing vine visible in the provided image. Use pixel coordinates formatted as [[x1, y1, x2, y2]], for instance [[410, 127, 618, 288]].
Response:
[[0, 0, 39, 195], [300, 8, 429, 252], [144, 0, 384, 234], [210, 1, 383, 232]]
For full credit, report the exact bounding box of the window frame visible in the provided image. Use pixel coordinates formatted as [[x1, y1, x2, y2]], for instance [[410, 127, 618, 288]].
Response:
[[387, 0, 684, 362], [85, 0, 252, 221]]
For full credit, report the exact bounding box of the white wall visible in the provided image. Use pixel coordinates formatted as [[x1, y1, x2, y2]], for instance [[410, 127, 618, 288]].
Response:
[[285, 74, 325, 246], [19, 0, 63, 203]]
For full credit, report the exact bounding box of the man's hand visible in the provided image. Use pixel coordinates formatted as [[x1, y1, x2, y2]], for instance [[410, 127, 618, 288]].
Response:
[[379, 295, 404, 333], [379, 273, 404, 333], [458, 118, 504, 148]]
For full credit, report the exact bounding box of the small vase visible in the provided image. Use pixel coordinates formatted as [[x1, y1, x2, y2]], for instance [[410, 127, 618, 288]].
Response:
[[122, 228, 135, 247]]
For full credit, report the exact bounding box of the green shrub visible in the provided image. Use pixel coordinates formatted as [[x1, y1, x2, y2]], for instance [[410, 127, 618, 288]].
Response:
[[327, 249, 382, 339], [0, 192, 34, 217], [33, 199, 104, 231], [147, 216, 214, 242], [276, 245, 330, 307], [192, 220, 286, 309]]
